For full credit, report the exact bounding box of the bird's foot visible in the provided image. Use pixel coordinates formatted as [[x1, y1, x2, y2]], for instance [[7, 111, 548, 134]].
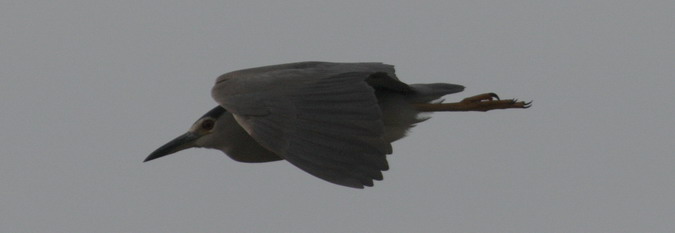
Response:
[[415, 93, 531, 112], [457, 93, 531, 111]]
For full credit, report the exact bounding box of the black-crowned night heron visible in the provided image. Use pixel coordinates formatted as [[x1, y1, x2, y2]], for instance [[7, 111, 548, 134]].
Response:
[[145, 61, 530, 188]]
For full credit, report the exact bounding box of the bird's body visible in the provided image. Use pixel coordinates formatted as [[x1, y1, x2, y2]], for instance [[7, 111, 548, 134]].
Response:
[[146, 61, 530, 188]]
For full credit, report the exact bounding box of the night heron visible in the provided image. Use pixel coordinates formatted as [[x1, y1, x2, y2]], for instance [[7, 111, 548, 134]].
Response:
[[145, 61, 530, 188]]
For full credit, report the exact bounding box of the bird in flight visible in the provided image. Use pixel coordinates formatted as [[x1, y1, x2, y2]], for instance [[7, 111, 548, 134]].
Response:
[[145, 61, 530, 188]]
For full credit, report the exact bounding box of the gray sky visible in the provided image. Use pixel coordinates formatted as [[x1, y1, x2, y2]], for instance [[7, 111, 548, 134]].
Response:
[[2, 1, 674, 232]]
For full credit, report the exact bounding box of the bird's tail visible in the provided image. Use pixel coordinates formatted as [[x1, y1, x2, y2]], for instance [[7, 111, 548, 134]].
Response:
[[408, 83, 465, 103]]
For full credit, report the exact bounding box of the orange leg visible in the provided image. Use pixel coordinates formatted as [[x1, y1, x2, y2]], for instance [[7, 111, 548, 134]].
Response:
[[414, 93, 531, 112]]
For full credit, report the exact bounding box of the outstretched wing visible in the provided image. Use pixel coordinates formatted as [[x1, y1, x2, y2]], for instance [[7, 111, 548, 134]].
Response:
[[212, 62, 394, 188]]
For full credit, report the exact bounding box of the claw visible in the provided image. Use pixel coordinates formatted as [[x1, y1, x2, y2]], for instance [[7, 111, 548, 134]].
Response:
[[461, 93, 501, 103], [488, 93, 500, 100]]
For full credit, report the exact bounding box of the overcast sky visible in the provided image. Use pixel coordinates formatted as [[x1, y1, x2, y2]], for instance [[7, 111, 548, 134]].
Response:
[[2, 1, 675, 232]]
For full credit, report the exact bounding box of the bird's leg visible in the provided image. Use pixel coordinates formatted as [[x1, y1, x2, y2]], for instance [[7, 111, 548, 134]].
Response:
[[414, 93, 531, 112]]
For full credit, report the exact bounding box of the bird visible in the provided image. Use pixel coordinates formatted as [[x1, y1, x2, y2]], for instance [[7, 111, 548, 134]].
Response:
[[144, 61, 530, 188]]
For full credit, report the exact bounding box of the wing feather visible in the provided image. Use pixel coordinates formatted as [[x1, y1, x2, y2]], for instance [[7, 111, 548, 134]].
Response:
[[212, 62, 394, 188]]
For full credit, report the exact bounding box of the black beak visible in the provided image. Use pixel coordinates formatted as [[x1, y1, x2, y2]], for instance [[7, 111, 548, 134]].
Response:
[[144, 132, 200, 162]]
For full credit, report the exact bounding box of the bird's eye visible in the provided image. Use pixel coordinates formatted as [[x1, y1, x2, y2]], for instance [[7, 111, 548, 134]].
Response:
[[201, 119, 215, 130]]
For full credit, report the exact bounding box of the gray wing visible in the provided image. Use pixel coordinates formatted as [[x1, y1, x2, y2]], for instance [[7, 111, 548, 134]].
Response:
[[212, 62, 393, 188]]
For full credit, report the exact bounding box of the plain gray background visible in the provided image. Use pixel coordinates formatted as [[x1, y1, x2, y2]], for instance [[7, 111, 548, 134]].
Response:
[[2, 1, 674, 232]]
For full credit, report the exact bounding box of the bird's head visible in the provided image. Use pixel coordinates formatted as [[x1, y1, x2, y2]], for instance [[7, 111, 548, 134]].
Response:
[[144, 106, 228, 162]]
